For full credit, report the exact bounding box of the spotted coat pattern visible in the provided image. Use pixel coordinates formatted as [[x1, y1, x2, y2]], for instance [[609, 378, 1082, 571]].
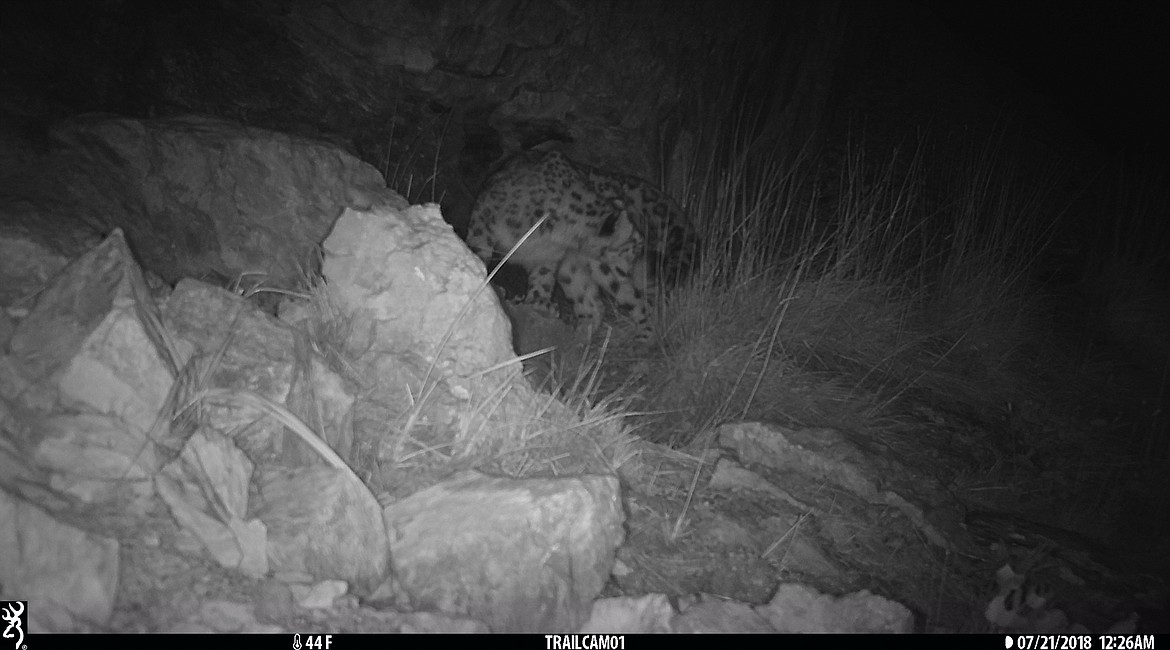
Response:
[[465, 150, 698, 338]]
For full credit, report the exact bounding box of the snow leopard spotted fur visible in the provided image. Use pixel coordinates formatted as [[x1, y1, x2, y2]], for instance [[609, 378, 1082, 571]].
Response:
[[465, 150, 698, 340]]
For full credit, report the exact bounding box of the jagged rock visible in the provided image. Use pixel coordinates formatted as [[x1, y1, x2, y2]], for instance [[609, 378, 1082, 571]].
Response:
[[253, 578, 297, 624], [252, 466, 389, 594], [0, 99, 670, 637], [162, 278, 355, 464], [2, 229, 172, 507], [156, 429, 268, 577], [392, 611, 491, 634], [0, 489, 120, 632], [759, 583, 915, 634], [7, 229, 174, 427], [0, 233, 79, 308], [717, 421, 953, 549], [673, 598, 777, 633], [166, 599, 281, 634], [322, 204, 515, 381], [380, 470, 624, 633], [580, 586, 915, 634], [709, 456, 806, 506], [290, 579, 349, 609], [321, 203, 537, 460], [162, 277, 355, 465], [0, 112, 388, 290], [579, 594, 677, 634]]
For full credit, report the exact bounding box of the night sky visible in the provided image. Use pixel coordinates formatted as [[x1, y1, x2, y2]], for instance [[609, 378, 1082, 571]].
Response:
[[933, 2, 1170, 159]]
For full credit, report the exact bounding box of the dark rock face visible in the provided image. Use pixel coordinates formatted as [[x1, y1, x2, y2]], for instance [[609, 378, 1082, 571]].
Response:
[[0, 113, 386, 288], [0, 1, 844, 231]]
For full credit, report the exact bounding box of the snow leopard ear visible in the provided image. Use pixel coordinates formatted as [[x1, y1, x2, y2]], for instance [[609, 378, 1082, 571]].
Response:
[[611, 210, 637, 244], [995, 564, 1022, 586], [599, 199, 637, 241]]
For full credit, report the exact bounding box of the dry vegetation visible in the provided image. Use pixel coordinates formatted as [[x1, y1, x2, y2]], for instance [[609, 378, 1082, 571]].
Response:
[[358, 13, 1169, 624], [581, 106, 1170, 561], [524, 105, 1163, 628]]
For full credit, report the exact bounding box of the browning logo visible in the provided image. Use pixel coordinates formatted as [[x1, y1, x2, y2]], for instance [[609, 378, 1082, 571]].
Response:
[[1, 601, 25, 650]]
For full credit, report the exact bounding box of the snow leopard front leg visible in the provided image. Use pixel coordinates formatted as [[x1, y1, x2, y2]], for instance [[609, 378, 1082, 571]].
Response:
[[524, 263, 561, 317], [556, 252, 604, 335], [594, 255, 653, 342]]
